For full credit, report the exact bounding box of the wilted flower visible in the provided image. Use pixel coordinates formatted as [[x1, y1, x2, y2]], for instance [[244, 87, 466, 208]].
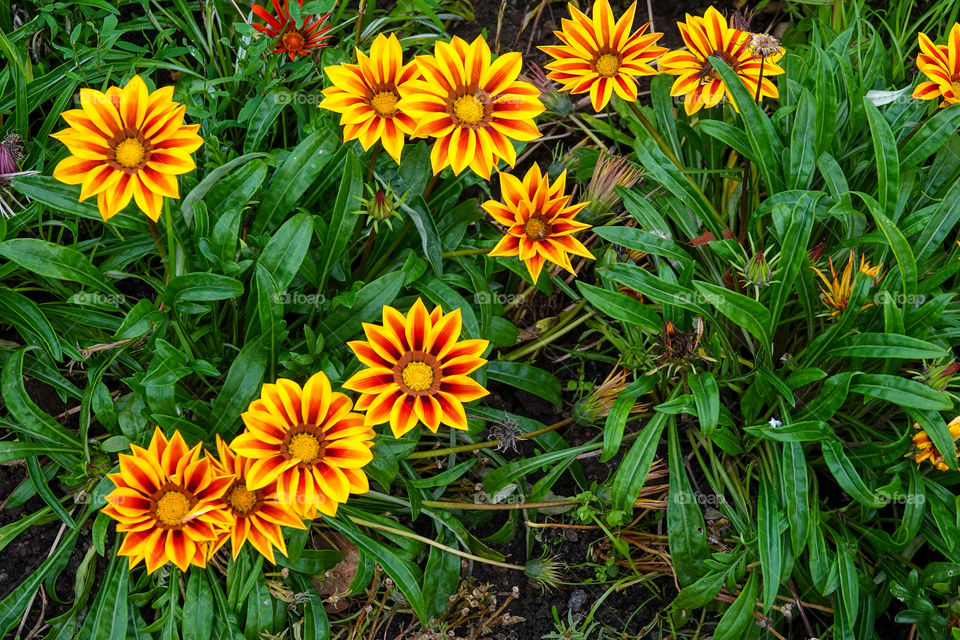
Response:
[[582, 154, 642, 220], [525, 63, 573, 116], [912, 361, 960, 392], [647, 318, 714, 378], [0, 133, 36, 219], [572, 365, 650, 426], [913, 416, 960, 471]]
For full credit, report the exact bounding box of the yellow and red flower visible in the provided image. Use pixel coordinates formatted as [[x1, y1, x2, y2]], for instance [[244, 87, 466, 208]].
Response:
[[913, 23, 960, 107], [343, 299, 489, 438], [231, 372, 374, 519], [252, 0, 333, 61], [210, 436, 306, 564], [397, 35, 545, 178], [51, 75, 204, 221], [320, 34, 419, 163], [914, 416, 960, 471], [810, 249, 882, 317], [101, 428, 233, 573], [484, 164, 595, 284], [658, 7, 784, 115], [539, 0, 667, 111]]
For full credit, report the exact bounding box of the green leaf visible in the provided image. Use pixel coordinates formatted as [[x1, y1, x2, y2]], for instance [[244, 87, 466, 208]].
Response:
[[899, 103, 960, 170], [865, 198, 917, 297], [836, 532, 860, 628], [321, 272, 404, 346], [821, 440, 886, 508], [611, 407, 668, 512], [9, 174, 146, 231], [757, 471, 782, 611], [828, 333, 945, 359], [577, 281, 661, 333], [0, 238, 119, 293], [593, 226, 692, 264], [788, 90, 817, 190], [914, 178, 960, 266], [782, 441, 809, 556], [667, 418, 709, 586], [768, 194, 816, 331], [209, 340, 267, 436], [688, 371, 719, 435], [319, 150, 362, 291], [600, 263, 712, 317], [483, 442, 597, 496], [693, 281, 770, 347], [744, 421, 832, 442], [0, 286, 62, 361], [1, 347, 81, 449], [486, 361, 561, 407], [181, 152, 271, 227], [26, 457, 77, 530], [163, 273, 244, 307], [713, 569, 758, 640], [259, 212, 313, 291], [253, 130, 338, 234], [849, 373, 952, 411], [601, 376, 657, 463], [183, 569, 214, 640], [862, 99, 899, 218], [422, 530, 461, 620]]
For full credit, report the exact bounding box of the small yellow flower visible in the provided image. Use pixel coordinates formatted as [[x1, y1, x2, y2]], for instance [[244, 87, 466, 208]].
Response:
[[484, 164, 595, 284], [810, 249, 881, 316], [657, 7, 784, 115], [539, 0, 667, 112], [51, 75, 204, 221], [912, 23, 960, 107], [913, 416, 960, 471]]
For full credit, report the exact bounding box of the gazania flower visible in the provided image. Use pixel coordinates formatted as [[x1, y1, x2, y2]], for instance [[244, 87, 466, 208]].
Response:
[[342, 299, 489, 438], [320, 34, 419, 163], [50, 75, 204, 221], [912, 23, 960, 107], [810, 249, 882, 316], [210, 436, 306, 564], [397, 35, 545, 178], [658, 7, 784, 115], [913, 416, 960, 471], [231, 372, 374, 519], [252, 0, 333, 62], [539, 0, 667, 111], [484, 164, 595, 284], [101, 428, 233, 573]]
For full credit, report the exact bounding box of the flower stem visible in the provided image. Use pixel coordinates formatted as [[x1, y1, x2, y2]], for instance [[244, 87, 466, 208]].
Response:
[[162, 199, 178, 279], [147, 219, 167, 259], [441, 247, 490, 258], [501, 300, 593, 361], [422, 499, 576, 511], [406, 416, 573, 459], [625, 100, 682, 169], [346, 515, 526, 571]]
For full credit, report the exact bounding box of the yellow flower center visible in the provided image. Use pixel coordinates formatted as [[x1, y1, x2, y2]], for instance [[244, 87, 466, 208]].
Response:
[[452, 95, 485, 125], [594, 53, 620, 78], [287, 432, 321, 462], [524, 216, 549, 240], [227, 484, 258, 515], [951, 80, 960, 98], [154, 490, 191, 526], [401, 361, 434, 392], [114, 138, 146, 169], [282, 30, 305, 52], [370, 91, 399, 116]]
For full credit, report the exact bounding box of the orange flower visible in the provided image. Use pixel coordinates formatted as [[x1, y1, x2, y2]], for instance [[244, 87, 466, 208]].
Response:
[[397, 35, 545, 178], [342, 299, 489, 438], [320, 34, 419, 163], [252, 0, 333, 62], [912, 23, 960, 107], [485, 164, 595, 284], [231, 372, 374, 519], [539, 0, 666, 111], [51, 75, 204, 221], [658, 7, 784, 115], [100, 428, 233, 573], [913, 416, 960, 471], [210, 436, 306, 563]]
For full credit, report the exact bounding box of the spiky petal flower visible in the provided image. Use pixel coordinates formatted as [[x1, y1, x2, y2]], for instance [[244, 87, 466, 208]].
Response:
[[210, 436, 306, 564], [342, 299, 490, 438], [50, 75, 204, 221], [320, 34, 419, 163], [810, 249, 881, 317], [231, 372, 375, 519], [657, 7, 784, 115], [252, 0, 333, 62], [913, 416, 960, 471], [912, 23, 960, 107], [539, 0, 667, 111], [100, 428, 233, 573], [484, 164, 595, 284], [398, 35, 545, 178]]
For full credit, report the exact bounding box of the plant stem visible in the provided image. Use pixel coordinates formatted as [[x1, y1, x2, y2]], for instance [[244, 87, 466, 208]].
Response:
[[567, 112, 607, 149], [501, 300, 594, 361], [146, 219, 167, 259], [406, 416, 573, 459], [366, 144, 380, 181], [162, 199, 178, 279], [422, 173, 440, 200], [625, 100, 682, 169], [422, 499, 576, 510], [346, 515, 526, 571], [442, 247, 490, 258]]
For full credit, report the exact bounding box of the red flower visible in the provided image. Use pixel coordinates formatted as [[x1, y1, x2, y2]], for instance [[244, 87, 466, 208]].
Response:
[[252, 0, 333, 62]]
